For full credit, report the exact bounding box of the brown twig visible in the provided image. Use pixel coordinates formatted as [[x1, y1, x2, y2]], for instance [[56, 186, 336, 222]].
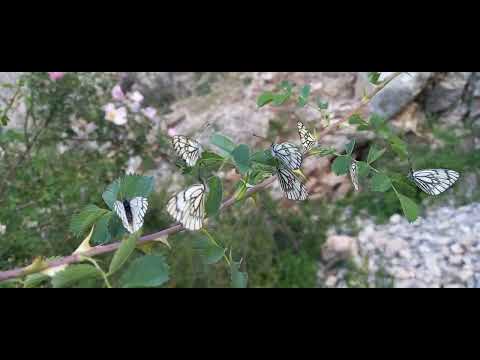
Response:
[[0, 72, 402, 283]]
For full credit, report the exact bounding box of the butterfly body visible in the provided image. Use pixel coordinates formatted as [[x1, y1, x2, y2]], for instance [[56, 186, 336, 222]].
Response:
[[114, 197, 148, 234], [167, 183, 207, 231], [172, 135, 203, 167], [350, 160, 359, 191], [271, 142, 303, 171], [408, 168, 459, 196]]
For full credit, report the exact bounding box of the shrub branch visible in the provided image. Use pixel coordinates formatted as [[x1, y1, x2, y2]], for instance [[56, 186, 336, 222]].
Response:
[[0, 72, 402, 283]]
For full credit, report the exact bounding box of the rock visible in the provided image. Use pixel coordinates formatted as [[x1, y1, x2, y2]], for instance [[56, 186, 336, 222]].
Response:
[[368, 72, 433, 119], [424, 72, 472, 113], [322, 235, 358, 262], [450, 243, 464, 255]]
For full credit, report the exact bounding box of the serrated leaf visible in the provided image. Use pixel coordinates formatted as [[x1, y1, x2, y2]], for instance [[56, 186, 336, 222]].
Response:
[[102, 175, 153, 210], [367, 145, 386, 164], [348, 114, 367, 125], [199, 151, 225, 165], [24, 273, 50, 288], [51, 265, 102, 288], [396, 192, 419, 222], [371, 173, 392, 192], [345, 139, 356, 155], [389, 135, 408, 160], [257, 91, 275, 107], [368, 72, 382, 85], [210, 133, 236, 155], [232, 144, 251, 175], [120, 255, 170, 288], [206, 176, 223, 217], [272, 92, 291, 106], [90, 212, 113, 245], [310, 147, 336, 157], [356, 161, 370, 177], [317, 99, 329, 110], [250, 150, 275, 166], [230, 261, 248, 288], [298, 84, 311, 107], [108, 233, 139, 275], [369, 114, 386, 128], [69, 205, 109, 238], [332, 155, 352, 176], [193, 237, 226, 265], [102, 179, 121, 210]]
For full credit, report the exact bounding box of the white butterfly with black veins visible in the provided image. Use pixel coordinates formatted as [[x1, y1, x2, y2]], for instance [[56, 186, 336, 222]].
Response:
[[113, 197, 149, 234], [167, 183, 207, 231], [172, 135, 203, 167], [276, 164, 309, 201], [350, 160, 360, 191], [271, 142, 303, 171], [408, 169, 460, 196], [297, 121, 318, 153]]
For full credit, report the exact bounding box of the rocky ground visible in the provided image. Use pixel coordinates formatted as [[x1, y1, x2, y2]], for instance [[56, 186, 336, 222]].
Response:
[[321, 202, 480, 288]]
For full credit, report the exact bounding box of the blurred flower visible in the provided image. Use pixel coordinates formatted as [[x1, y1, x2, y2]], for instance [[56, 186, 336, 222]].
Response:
[[127, 91, 144, 112], [48, 72, 66, 81], [167, 127, 177, 137], [0, 223, 6, 235], [111, 84, 125, 101], [142, 106, 157, 120], [71, 118, 98, 138], [104, 103, 127, 126]]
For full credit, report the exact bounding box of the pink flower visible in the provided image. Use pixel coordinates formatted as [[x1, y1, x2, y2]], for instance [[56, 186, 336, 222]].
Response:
[[167, 128, 177, 137], [104, 103, 128, 126], [142, 107, 157, 120], [128, 91, 144, 104], [111, 84, 125, 101], [48, 72, 66, 81]]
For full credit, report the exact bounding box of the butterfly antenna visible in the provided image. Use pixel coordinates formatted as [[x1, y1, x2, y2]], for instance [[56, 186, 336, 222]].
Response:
[[252, 133, 268, 141]]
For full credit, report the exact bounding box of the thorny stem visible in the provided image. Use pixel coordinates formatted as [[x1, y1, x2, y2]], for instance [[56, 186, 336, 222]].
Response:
[[0, 72, 403, 283]]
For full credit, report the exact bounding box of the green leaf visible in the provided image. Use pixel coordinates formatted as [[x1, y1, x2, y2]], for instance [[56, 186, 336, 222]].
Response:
[[230, 261, 248, 288], [345, 139, 356, 155], [357, 124, 370, 131], [232, 144, 251, 175], [108, 233, 139, 275], [368, 72, 382, 85], [206, 176, 223, 217], [369, 114, 386, 129], [396, 192, 419, 222], [200, 151, 225, 164], [257, 91, 275, 107], [371, 173, 392, 192], [272, 92, 291, 106], [69, 205, 109, 238], [356, 161, 370, 178], [210, 133, 236, 155], [51, 265, 102, 288], [0, 114, 9, 126], [389, 135, 408, 160], [24, 273, 50, 288], [0, 279, 21, 288], [279, 80, 294, 92], [192, 237, 226, 265], [91, 212, 113, 245], [332, 155, 352, 176], [317, 99, 329, 110], [310, 147, 336, 157], [250, 150, 275, 166], [102, 175, 154, 210], [348, 114, 367, 125], [120, 255, 170, 288], [102, 179, 121, 210], [298, 84, 311, 107], [367, 145, 386, 164]]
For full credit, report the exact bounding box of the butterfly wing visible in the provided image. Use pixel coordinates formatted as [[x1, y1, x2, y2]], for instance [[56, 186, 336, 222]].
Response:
[[130, 197, 149, 233], [411, 169, 460, 195], [350, 160, 359, 191], [113, 200, 133, 234], [172, 135, 203, 167], [271, 142, 303, 170], [167, 184, 206, 231], [276, 165, 308, 201], [297, 121, 317, 152]]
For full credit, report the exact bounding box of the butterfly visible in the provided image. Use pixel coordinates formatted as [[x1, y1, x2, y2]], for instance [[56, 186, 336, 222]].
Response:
[[276, 164, 309, 201], [167, 183, 207, 231], [350, 160, 360, 191], [297, 121, 318, 153], [172, 135, 203, 167], [113, 197, 149, 234], [408, 168, 460, 196], [271, 142, 303, 171]]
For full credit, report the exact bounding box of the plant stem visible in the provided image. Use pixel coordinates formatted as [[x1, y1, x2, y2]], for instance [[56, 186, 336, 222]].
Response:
[[0, 72, 403, 283]]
